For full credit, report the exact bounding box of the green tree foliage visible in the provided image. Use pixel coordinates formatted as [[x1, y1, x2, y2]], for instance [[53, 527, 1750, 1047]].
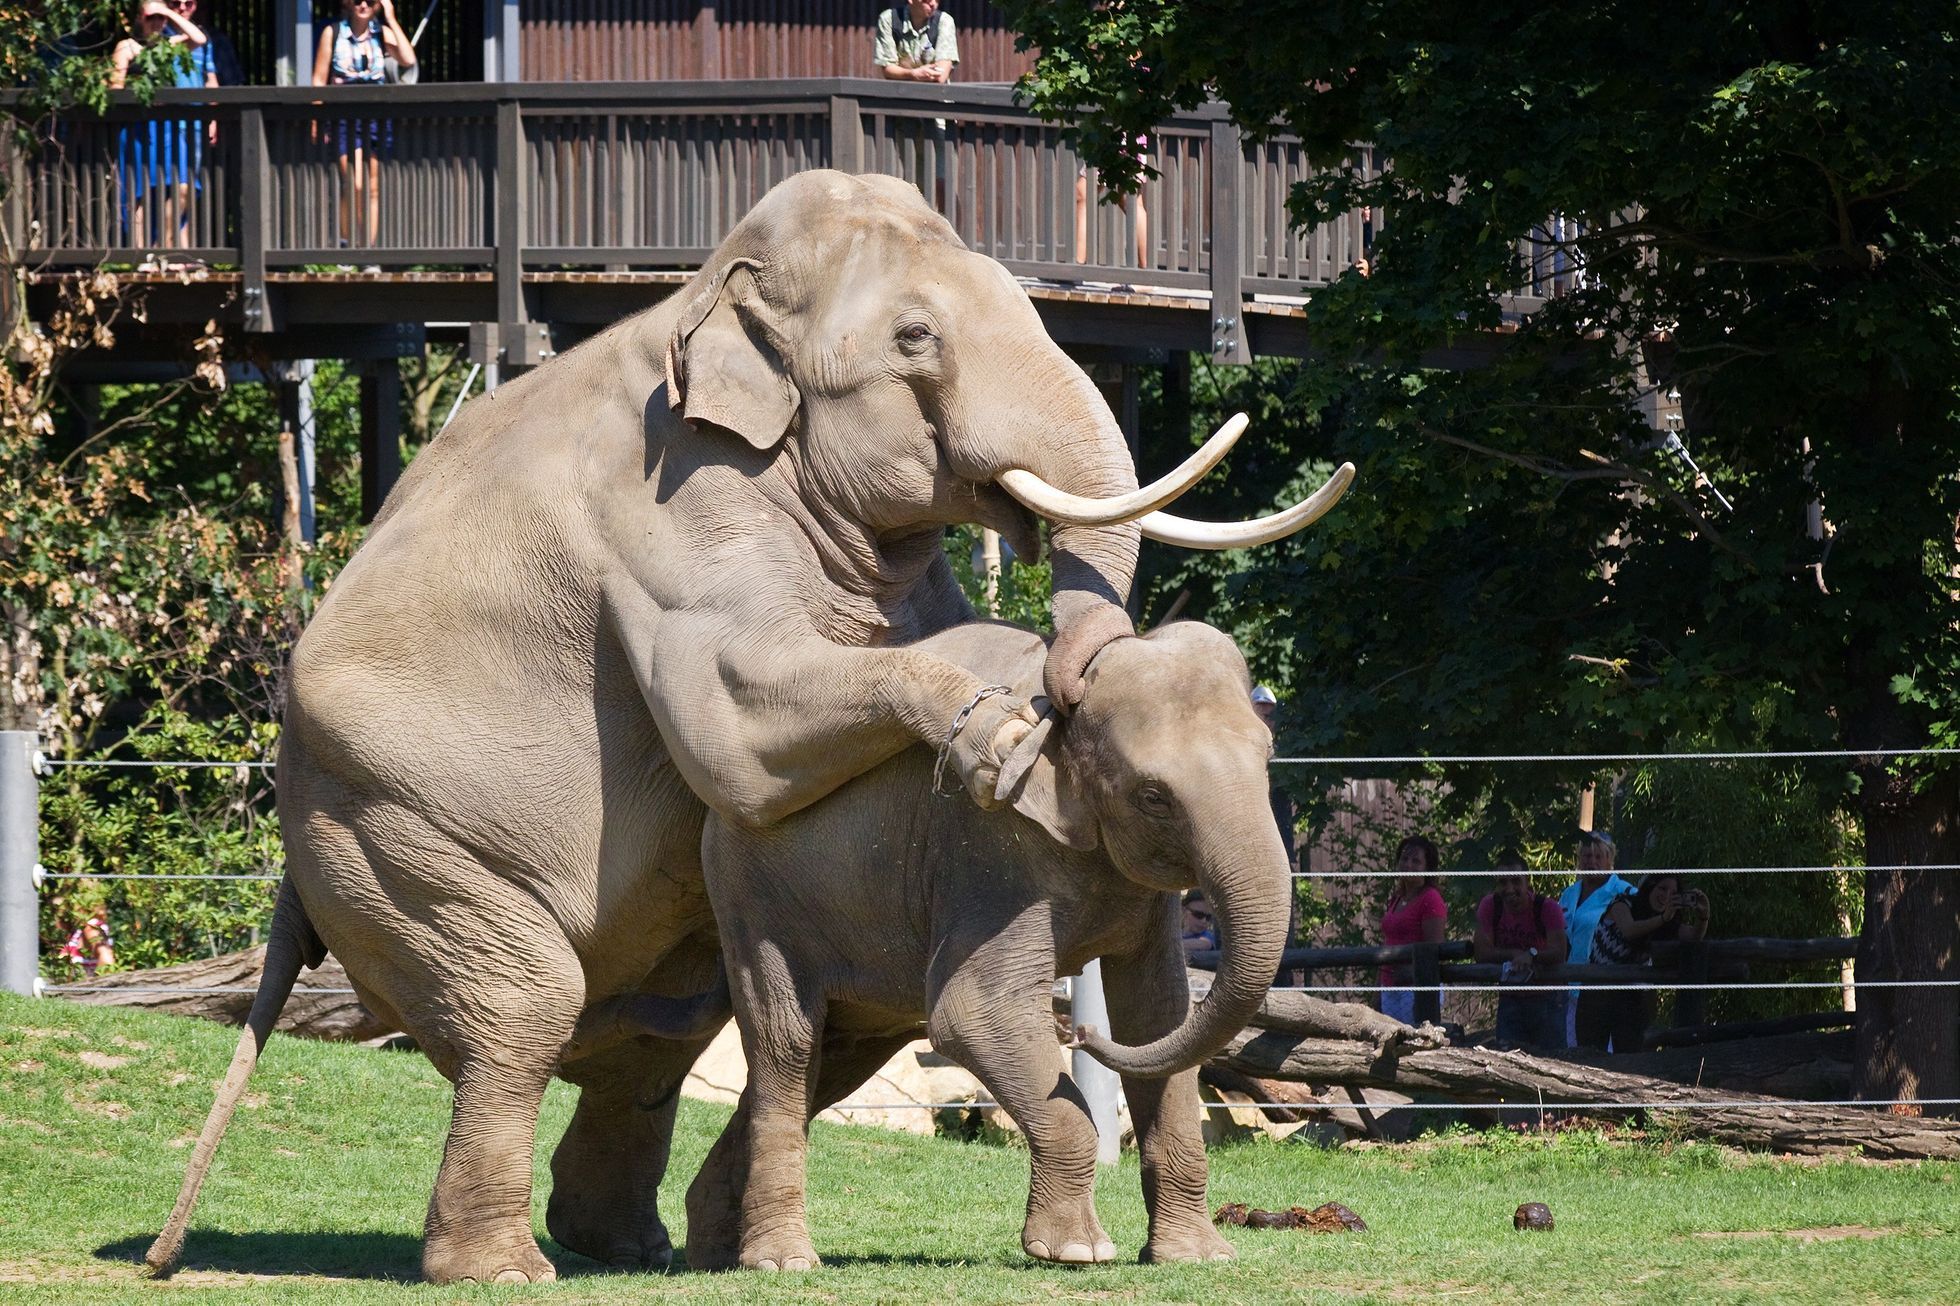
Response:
[[1010, 2, 1960, 1097]]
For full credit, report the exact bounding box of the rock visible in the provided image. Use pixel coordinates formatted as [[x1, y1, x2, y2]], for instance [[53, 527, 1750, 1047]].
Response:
[[1514, 1202, 1555, 1232]]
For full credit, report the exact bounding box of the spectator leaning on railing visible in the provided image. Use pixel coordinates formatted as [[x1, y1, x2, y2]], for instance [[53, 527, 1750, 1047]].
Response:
[[873, 0, 958, 83]]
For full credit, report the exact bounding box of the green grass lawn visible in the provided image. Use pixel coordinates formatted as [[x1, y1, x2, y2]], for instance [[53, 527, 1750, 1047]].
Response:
[[2, 994, 1955, 1304]]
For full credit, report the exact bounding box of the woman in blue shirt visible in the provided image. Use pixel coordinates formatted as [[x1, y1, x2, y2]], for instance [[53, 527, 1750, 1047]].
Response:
[[1558, 830, 1635, 1048]]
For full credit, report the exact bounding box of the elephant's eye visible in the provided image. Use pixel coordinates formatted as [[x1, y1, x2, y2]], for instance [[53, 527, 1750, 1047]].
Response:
[[1134, 783, 1174, 818], [898, 322, 936, 344]]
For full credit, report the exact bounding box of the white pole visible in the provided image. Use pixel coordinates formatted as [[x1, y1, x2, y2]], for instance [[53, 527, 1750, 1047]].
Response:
[[1071, 959, 1122, 1165], [979, 527, 1002, 617], [0, 732, 41, 995]]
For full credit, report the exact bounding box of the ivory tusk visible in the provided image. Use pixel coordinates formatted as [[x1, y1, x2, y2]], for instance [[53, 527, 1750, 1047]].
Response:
[[996, 412, 1249, 526], [1139, 462, 1356, 549]]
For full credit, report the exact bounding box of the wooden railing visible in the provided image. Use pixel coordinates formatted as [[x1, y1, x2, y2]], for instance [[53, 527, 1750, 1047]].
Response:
[[1189, 935, 1859, 1031], [4, 80, 1579, 361]]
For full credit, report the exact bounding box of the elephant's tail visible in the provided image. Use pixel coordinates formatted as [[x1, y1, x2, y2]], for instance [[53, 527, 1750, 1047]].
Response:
[[145, 878, 322, 1277]]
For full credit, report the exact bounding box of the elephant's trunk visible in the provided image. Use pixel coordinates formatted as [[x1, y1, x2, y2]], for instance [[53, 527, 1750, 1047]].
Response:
[[981, 356, 1142, 704], [1076, 814, 1292, 1079]]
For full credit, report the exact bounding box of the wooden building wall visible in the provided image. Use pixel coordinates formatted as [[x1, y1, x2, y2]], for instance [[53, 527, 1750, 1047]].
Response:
[[519, 1, 1035, 83]]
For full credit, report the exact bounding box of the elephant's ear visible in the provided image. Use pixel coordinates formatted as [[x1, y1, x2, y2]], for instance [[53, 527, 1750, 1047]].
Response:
[[665, 258, 799, 451], [995, 705, 1099, 852]]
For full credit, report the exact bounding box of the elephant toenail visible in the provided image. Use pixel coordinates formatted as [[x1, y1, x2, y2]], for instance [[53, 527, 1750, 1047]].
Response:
[[756, 1258, 779, 1271], [1057, 1241, 1095, 1262], [1025, 1239, 1051, 1259], [1095, 1240, 1115, 1261], [494, 1268, 531, 1283], [785, 1256, 812, 1270]]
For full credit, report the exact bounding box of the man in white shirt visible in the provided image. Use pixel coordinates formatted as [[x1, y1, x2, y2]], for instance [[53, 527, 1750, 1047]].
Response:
[[873, 0, 959, 83]]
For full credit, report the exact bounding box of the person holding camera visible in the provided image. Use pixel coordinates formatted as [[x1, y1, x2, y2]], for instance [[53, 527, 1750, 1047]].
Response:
[[1576, 873, 1711, 1052]]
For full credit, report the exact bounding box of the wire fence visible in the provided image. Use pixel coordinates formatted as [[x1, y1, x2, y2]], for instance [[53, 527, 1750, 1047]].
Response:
[[11, 741, 1958, 1127]]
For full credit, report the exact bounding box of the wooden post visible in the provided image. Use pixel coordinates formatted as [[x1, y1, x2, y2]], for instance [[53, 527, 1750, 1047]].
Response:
[[829, 95, 863, 175], [359, 361, 403, 523], [493, 98, 537, 367], [1412, 943, 1442, 1026], [1674, 939, 1710, 1027], [239, 105, 274, 332], [1207, 120, 1248, 364]]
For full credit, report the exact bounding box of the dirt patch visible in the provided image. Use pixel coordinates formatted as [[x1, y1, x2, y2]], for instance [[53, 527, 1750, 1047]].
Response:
[[13, 1060, 44, 1073], [111, 1036, 150, 1051], [1693, 1225, 1905, 1243], [77, 1051, 130, 1070], [0, 1115, 55, 1135], [63, 1088, 131, 1121]]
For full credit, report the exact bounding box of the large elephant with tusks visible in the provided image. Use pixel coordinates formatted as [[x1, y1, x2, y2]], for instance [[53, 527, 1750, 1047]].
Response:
[[146, 170, 1351, 1283]]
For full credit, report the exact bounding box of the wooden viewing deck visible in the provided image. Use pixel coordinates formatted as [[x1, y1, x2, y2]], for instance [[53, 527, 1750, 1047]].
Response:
[[7, 79, 1579, 372]]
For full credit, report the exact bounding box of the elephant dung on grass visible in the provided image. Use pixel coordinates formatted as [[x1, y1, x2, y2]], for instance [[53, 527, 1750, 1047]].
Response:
[[146, 169, 1351, 1284]]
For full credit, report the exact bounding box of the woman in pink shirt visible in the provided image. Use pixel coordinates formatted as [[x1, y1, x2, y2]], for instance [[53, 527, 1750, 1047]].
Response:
[[1379, 835, 1446, 1023]]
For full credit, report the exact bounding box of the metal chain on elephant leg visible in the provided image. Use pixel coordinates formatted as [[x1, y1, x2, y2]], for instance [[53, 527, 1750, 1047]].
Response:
[[932, 684, 1015, 797]]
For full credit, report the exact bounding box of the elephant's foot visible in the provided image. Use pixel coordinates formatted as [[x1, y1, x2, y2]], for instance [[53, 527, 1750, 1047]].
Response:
[[1141, 1221, 1237, 1263], [421, 1231, 558, 1285], [739, 1227, 821, 1272], [1022, 1206, 1116, 1265], [545, 1194, 674, 1273]]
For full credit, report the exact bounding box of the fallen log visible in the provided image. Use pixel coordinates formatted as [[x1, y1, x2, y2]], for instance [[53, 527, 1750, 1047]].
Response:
[[45, 946, 389, 1042], [1211, 1029, 1960, 1160], [1563, 1031, 1852, 1102], [1197, 972, 1448, 1055]]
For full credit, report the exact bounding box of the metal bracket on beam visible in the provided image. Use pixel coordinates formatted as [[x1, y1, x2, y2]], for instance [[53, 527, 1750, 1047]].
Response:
[[1210, 313, 1245, 364], [505, 322, 555, 367], [468, 322, 554, 368]]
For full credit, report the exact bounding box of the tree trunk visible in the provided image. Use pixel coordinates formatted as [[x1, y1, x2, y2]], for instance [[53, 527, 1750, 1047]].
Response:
[[46, 945, 391, 1042], [1853, 781, 1960, 1115], [1212, 1029, 1960, 1159]]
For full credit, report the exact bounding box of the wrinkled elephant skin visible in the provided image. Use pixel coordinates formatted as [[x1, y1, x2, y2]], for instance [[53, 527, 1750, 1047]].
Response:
[[690, 619, 1292, 1269], [274, 172, 1153, 1283]]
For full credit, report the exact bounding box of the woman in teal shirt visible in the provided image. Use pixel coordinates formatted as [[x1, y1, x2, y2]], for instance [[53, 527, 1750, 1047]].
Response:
[[1557, 830, 1634, 1047]]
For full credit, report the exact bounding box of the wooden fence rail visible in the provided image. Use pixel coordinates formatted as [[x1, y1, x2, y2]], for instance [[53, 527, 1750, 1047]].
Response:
[[5, 80, 1584, 364]]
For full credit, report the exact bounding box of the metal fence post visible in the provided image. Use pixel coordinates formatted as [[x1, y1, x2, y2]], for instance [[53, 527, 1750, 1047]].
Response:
[[1, 732, 42, 996], [1070, 960, 1122, 1165]]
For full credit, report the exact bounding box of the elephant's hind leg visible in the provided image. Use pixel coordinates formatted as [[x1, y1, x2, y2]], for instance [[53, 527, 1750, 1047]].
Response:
[[548, 1022, 721, 1271], [412, 902, 585, 1285]]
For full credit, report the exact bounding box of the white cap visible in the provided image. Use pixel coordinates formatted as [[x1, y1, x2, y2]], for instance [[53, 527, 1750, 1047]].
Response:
[[1251, 685, 1278, 705]]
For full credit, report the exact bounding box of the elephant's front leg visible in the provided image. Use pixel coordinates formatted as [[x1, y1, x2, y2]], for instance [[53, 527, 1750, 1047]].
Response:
[[1103, 933, 1235, 1263], [928, 957, 1114, 1264]]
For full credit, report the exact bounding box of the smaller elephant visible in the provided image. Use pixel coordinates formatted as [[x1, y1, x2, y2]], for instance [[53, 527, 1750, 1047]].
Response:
[[685, 618, 1293, 1270]]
